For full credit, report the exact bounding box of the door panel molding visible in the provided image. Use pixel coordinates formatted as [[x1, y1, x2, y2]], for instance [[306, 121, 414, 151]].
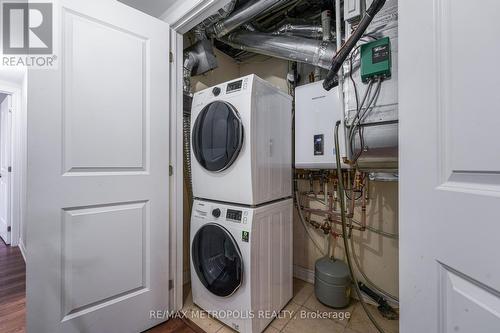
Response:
[[438, 262, 500, 333], [62, 8, 150, 175]]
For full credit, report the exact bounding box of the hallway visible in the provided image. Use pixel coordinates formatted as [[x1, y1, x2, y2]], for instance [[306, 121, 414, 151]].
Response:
[[0, 240, 25, 333]]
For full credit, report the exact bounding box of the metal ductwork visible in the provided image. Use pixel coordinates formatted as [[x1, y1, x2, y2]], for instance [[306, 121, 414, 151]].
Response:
[[207, 0, 288, 38], [183, 40, 218, 94], [193, 0, 237, 42], [221, 31, 337, 70], [271, 23, 324, 39]]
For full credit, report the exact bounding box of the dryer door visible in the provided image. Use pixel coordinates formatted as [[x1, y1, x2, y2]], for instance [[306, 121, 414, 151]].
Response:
[[192, 223, 243, 297], [192, 101, 244, 172]]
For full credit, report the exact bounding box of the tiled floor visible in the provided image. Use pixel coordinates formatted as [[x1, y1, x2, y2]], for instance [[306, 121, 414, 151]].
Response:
[[183, 279, 399, 333]]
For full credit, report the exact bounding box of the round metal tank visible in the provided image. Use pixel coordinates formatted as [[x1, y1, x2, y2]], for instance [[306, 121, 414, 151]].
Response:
[[314, 257, 351, 308]]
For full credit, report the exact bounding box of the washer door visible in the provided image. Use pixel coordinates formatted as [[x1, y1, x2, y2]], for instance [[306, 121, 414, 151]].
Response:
[[192, 224, 243, 297], [192, 101, 244, 172]]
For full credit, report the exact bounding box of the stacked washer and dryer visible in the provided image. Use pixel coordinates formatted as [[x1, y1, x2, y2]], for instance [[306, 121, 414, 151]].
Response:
[[190, 74, 293, 333]]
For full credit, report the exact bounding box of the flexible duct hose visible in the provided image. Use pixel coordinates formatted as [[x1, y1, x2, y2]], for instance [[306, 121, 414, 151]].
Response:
[[323, 0, 386, 90], [334, 121, 386, 333], [183, 115, 193, 203]]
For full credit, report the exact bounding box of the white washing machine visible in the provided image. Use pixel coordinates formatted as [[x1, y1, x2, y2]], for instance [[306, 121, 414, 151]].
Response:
[[190, 74, 292, 206], [190, 198, 293, 333]]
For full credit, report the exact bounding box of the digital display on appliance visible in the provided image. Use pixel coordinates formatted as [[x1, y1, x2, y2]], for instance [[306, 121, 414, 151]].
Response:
[[226, 209, 242, 222], [227, 80, 243, 93]]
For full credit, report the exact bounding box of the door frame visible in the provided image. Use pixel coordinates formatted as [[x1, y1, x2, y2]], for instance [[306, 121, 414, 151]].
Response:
[[0, 74, 27, 256], [164, 0, 232, 312]]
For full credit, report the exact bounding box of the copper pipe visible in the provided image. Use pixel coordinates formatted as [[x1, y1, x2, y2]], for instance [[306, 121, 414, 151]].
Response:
[[361, 178, 367, 229], [301, 207, 364, 231]]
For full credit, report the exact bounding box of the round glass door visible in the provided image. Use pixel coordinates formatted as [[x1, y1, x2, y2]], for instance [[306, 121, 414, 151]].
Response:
[[192, 101, 244, 172], [191, 224, 243, 297]]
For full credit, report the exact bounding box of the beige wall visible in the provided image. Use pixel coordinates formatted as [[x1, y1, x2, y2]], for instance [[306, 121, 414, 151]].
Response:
[[294, 180, 399, 298], [186, 53, 399, 299], [239, 56, 289, 93], [191, 48, 240, 92]]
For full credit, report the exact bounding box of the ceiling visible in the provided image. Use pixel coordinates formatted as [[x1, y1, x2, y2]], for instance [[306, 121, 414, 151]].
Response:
[[116, 0, 176, 18], [0, 67, 26, 85]]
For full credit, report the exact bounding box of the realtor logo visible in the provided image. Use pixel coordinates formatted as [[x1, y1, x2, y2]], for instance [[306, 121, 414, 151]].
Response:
[[2, 2, 53, 54]]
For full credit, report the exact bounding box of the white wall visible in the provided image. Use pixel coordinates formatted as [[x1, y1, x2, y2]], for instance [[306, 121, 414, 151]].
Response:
[[0, 68, 27, 252]]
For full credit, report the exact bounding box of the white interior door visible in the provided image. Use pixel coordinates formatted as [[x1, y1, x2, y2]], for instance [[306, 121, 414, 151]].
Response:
[[26, 0, 171, 332], [0, 95, 12, 245], [400, 1, 500, 332]]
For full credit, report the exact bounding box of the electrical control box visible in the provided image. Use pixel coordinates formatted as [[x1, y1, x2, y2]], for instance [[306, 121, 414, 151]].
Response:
[[361, 37, 392, 83], [295, 81, 347, 169], [343, 0, 398, 169]]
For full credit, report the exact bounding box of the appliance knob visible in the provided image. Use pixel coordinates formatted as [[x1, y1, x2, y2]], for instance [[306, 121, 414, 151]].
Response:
[[212, 208, 221, 218], [212, 87, 221, 96]]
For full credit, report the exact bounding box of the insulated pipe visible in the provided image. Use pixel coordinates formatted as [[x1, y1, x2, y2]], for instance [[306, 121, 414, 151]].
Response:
[[321, 9, 332, 42], [222, 31, 337, 70], [207, 0, 288, 38], [272, 23, 324, 39], [193, 0, 237, 41]]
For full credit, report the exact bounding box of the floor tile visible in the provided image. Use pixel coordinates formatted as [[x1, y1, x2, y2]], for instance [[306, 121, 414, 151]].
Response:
[[184, 305, 224, 333], [281, 307, 345, 333], [217, 325, 237, 333], [263, 326, 280, 333], [346, 302, 399, 333], [269, 301, 300, 330], [302, 293, 356, 327], [291, 278, 314, 306]]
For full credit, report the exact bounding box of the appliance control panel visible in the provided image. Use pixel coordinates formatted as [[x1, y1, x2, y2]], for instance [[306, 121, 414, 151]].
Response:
[[193, 201, 249, 225], [226, 80, 243, 94], [192, 76, 252, 109], [226, 209, 242, 222]]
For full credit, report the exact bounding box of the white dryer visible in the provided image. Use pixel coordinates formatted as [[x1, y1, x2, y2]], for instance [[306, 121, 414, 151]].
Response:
[[190, 198, 293, 333], [190, 74, 292, 206]]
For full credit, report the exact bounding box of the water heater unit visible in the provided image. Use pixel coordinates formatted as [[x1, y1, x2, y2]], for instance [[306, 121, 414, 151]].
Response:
[[295, 80, 346, 169]]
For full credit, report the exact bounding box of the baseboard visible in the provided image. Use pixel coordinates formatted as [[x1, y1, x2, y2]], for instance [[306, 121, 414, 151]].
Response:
[[18, 240, 26, 263], [293, 265, 398, 308], [293, 265, 315, 284]]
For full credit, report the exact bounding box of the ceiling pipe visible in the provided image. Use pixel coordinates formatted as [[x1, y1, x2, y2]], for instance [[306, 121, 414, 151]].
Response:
[[207, 0, 288, 38], [221, 31, 337, 70], [193, 0, 237, 42], [272, 23, 324, 39]]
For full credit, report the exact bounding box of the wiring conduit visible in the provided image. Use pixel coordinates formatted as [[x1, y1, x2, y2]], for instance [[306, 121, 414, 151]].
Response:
[[334, 121, 386, 333]]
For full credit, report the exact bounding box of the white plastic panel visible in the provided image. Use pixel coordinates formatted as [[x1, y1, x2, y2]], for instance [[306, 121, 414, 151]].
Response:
[[62, 201, 148, 318], [63, 11, 148, 173], [253, 77, 292, 204], [295, 80, 346, 169]]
